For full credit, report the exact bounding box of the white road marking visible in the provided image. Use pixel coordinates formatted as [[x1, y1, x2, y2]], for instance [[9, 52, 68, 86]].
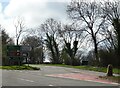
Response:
[[49, 84, 54, 86], [18, 78, 34, 83]]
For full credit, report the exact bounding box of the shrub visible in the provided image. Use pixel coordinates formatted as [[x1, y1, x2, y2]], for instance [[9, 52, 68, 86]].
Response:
[[99, 49, 118, 67]]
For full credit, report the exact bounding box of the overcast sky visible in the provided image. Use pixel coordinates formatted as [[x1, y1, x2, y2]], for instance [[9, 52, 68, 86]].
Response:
[[0, 0, 72, 37]]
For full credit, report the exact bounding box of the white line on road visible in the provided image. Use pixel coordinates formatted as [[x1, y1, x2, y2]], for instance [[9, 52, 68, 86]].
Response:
[[48, 84, 54, 86], [18, 78, 34, 83]]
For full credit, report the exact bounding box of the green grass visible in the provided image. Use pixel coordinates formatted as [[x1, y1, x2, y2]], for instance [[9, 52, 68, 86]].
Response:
[[0, 65, 40, 70], [99, 76, 120, 83], [38, 64, 120, 74]]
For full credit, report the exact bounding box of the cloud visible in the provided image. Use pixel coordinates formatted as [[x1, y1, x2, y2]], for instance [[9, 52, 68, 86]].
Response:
[[0, 0, 72, 38], [0, 3, 2, 12], [0, 3, 5, 26], [3, 0, 70, 28]]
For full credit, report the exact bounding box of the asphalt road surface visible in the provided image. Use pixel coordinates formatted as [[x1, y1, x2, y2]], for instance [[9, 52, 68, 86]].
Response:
[[1, 65, 119, 87]]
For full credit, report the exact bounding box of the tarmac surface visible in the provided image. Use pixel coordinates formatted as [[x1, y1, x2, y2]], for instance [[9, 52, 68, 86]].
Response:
[[1, 65, 119, 87]]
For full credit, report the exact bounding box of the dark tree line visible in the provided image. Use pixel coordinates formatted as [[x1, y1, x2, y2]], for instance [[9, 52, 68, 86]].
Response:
[[0, 25, 14, 65]]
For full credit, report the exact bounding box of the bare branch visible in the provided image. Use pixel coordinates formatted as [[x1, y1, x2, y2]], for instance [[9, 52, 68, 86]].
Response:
[[14, 17, 25, 45]]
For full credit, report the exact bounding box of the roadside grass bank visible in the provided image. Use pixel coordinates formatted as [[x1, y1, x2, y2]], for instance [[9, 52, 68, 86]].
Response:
[[99, 76, 120, 83], [31, 64, 120, 83], [33, 64, 120, 74], [0, 65, 40, 70]]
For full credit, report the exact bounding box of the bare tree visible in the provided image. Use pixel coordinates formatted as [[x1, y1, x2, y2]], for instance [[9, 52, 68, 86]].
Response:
[[14, 17, 25, 45], [67, 1, 106, 64], [59, 24, 81, 65], [21, 36, 42, 63], [40, 18, 62, 64], [102, 0, 120, 59], [99, 28, 117, 52]]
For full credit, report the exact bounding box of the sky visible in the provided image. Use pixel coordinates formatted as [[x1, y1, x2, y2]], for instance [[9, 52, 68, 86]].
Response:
[[0, 0, 71, 37], [0, 0, 111, 37]]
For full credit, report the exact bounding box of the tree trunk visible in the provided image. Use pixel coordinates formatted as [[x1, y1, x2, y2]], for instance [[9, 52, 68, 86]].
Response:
[[94, 42, 99, 60], [107, 64, 113, 76], [91, 30, 99, 65], [118, 33, 120, 66], [16, 38, 19, 45], [112, 19, 120, 67]]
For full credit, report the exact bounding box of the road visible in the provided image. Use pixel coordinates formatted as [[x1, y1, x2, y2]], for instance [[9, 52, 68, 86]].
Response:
[[1, 65, 119, 87]]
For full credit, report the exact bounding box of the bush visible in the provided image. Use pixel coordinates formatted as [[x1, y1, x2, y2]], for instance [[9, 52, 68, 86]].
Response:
[[61, 49, 71, 65], [71, 58, 80, 66], [31, 67, 40, 70], [99, 49, 119, 67]]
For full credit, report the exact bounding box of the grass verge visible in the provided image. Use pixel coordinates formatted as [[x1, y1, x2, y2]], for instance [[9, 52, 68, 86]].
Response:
[[40, 64, 120, 83], [39, 64, 120, 74], [0, 65, 40, 70], [99, 76, 120, 83]]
